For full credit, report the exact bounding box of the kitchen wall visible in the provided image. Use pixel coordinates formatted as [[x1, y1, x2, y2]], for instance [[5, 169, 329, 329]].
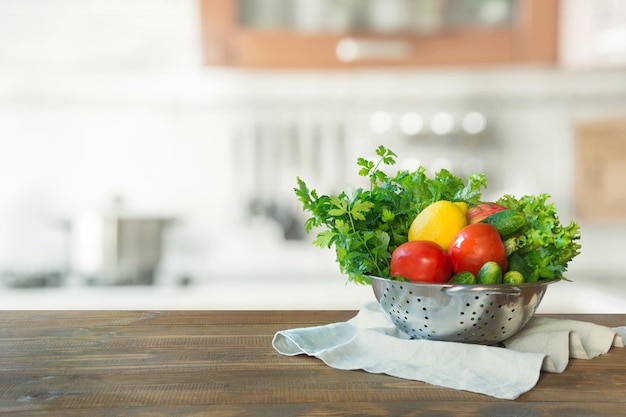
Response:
[[1, 0, 625, 310]]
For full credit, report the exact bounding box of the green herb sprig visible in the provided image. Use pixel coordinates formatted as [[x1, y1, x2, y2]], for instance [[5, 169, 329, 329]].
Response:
[[295, 145, 486, 284]]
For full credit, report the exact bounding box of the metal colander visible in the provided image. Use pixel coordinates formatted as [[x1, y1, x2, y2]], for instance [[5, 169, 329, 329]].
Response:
[[371, 276, 559, 344]]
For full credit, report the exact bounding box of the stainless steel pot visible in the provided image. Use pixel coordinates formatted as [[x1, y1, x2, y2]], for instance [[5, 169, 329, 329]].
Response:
[[70, 214, 174, 285]]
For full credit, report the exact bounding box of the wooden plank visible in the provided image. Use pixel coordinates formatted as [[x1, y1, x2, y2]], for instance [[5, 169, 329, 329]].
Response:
[[3, 402, 626, 417], [0, 311, 623, 416]]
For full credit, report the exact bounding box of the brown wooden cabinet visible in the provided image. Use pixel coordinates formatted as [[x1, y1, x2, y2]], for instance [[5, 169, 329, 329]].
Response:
[[198, 0, 558, 68], [575, 117, 626, 221]]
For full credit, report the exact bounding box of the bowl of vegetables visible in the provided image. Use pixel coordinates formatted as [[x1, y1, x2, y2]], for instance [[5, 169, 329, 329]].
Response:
[[295, 146, 581, 344]]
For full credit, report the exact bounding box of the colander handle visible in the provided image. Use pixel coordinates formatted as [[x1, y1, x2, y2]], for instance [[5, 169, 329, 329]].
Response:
[[444, 285, 522, 296]]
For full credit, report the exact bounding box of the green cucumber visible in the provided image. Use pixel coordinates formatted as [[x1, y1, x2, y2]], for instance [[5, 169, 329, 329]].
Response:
[[503, 270, 525, 285], [477, 261, 502, 284], [449, 271, 476, 284], [481, 209, 526, 239]]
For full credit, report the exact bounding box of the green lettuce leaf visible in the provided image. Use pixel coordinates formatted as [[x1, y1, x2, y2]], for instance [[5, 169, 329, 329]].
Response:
[[497, 194, 581, 281]]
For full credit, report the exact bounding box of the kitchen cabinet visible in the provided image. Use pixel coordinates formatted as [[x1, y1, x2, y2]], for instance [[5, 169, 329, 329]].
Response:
[[198, 0, 558, 68], [575, 117, 626, 221]]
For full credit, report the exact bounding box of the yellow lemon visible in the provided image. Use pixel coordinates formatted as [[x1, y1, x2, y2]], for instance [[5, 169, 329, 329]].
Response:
[[408, 200, 468, 249], [453, 201, 468, 215]]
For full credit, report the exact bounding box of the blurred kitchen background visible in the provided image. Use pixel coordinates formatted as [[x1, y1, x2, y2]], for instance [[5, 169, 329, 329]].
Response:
[[0, 0, 625, 311]]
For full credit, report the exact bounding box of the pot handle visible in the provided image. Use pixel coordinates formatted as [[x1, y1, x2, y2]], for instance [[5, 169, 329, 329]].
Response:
[[444, 285, 522, 296]]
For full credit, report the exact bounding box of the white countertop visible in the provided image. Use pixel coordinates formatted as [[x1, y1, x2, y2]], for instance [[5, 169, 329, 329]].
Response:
[[1, 222, 623, 313], [0, 277, 623, 313]]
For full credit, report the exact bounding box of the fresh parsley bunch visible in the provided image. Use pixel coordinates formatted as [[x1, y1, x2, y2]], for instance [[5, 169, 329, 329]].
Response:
[[295, 145, 486, 284]]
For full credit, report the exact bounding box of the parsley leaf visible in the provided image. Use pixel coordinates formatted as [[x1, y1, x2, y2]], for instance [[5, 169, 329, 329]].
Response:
[[295, 146, 486, 285]]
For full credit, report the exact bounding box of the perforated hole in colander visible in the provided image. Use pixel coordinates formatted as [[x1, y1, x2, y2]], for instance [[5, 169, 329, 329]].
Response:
[[453, 294, 524, 341], [383, 286, 441, 339]]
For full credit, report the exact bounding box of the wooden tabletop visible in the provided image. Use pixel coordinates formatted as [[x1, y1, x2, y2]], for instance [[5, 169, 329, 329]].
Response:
[[0, 311, 623, 417]]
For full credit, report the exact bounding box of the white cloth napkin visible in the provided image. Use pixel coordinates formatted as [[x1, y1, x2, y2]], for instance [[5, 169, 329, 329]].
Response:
[[272, 301, 624, 400]]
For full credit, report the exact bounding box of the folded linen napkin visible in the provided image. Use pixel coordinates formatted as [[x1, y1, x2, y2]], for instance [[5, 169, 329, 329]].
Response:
[[272, 301, 624, 400]]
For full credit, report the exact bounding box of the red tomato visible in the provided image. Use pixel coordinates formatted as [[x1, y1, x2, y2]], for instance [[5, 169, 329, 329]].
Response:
[[448, 223, 507, 276], [390, 241, 452, 283], [466, 203, 507, 224]]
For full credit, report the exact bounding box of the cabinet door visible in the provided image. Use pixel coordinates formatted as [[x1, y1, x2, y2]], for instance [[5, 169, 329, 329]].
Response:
[[198, 0, 558, 68], [575, 118, 626, 221]]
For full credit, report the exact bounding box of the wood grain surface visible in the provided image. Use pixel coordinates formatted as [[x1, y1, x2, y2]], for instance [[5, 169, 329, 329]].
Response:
[[0, 311, 623, 416]]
